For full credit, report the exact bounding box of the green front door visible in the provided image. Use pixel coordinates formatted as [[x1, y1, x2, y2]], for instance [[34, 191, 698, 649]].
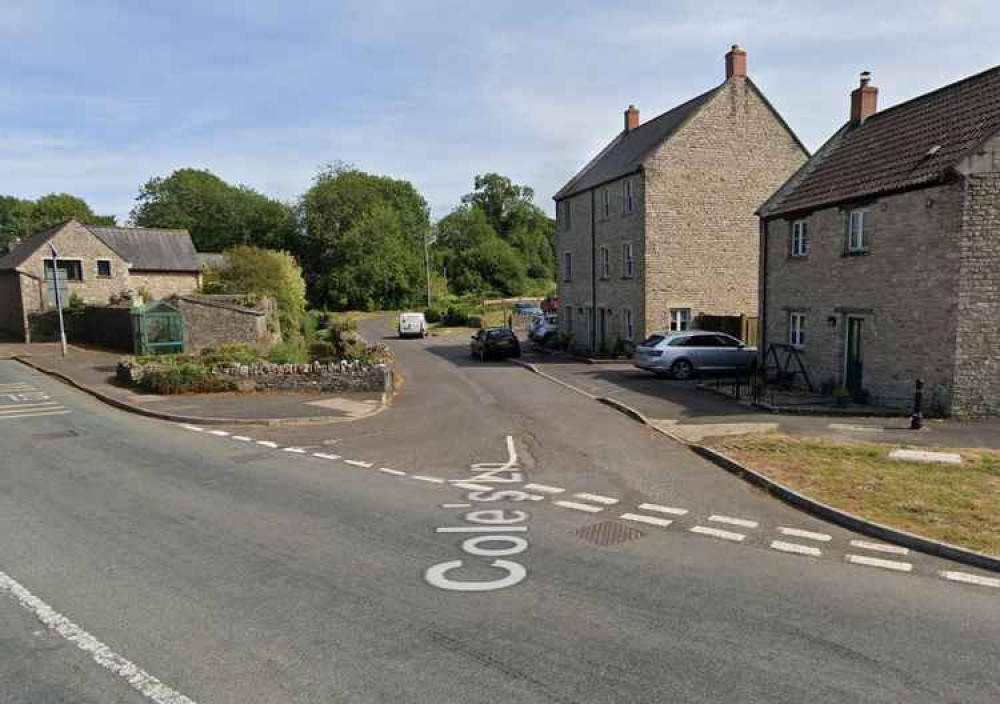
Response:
[[845, 317, 864, 392]]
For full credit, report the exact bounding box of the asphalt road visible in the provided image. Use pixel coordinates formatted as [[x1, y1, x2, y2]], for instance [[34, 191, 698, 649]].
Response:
[[0, 322, 998, 703]]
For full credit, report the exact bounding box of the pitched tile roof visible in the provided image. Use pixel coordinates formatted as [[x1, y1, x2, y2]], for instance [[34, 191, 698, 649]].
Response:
[[86, 226, 201, 272], [0, 220, 71, 270], [554, 86, 722, 201], [763, 65, 1000, 217]]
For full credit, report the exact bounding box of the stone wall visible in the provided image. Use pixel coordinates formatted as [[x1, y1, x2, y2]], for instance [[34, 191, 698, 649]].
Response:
[[762, 183, 964, 412], [171, 296, 276, 353], [0, 272, 25, 338], [216, 360, 388, 393], [130, 271, 200, 301]]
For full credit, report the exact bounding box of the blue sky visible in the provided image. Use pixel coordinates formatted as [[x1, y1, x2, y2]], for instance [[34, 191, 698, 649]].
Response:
[[2, 1, 998, 221]]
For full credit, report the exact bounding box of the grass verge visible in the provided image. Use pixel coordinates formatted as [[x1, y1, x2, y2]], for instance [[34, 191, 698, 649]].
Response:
[[704, 433, 1000, 556]]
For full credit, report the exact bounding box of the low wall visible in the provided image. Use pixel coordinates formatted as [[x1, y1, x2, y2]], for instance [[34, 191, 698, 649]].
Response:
[[216, 360, 388, 393], [172, 296, 277, 354]]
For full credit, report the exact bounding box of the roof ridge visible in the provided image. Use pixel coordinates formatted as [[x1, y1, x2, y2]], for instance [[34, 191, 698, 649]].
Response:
[[863, 64, 1000, 125]]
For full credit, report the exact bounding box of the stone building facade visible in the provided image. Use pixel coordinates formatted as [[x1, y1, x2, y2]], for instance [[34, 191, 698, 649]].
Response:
[[554, 46, 808, 352], [760, 67, 1000, 416]]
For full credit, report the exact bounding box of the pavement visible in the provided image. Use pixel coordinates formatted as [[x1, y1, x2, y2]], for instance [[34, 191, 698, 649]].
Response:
[[0, 321, 998, 703], [519, 348, 1000, 449], [0, 342, 383, 425]]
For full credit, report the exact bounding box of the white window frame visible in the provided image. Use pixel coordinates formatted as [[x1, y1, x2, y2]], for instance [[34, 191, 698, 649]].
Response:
[[600, 246, 610, 279], [848, 210, 868, 252], [622, 242, 634, 278], [624, 179, 634, 214], [669, 308, 691, 332], [43, 258, 84, 281], [623, 307, 634, 341], [791, 220, 808, 257], [602, 188, 610, 218], [96, 258, 113, 278], [563, 251, 572, 282], [789, 312, 806, 348]]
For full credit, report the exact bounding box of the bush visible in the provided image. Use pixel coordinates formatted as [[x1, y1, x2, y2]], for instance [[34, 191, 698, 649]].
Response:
[[467, 315, 484, 328], [268, 340, 308, 364], [424, 307, 443, 324], [443, 305, 472, 327], [198, 343, 260, 367], [308, 341, 337, 362], [139, 362, 234, 395]]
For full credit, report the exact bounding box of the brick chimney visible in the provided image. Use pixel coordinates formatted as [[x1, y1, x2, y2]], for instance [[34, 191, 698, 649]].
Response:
[[725, 44, 747, 79], [851, 71, 878, 125], [624, 104, 640, 132]]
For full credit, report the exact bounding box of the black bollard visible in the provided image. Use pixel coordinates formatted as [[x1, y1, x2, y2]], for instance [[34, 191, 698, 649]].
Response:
[[910, 378, 924, 430]]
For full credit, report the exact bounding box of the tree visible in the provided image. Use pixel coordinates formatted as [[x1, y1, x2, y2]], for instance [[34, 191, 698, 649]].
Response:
[[433, 206, 527, 296], [1, 193, 115, 253], [130, 169, 297, 253]]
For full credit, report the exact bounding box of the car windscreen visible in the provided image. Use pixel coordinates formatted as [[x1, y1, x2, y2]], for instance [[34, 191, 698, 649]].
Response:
[[486, 330, 513, 339], [640, 335, 665, 347]]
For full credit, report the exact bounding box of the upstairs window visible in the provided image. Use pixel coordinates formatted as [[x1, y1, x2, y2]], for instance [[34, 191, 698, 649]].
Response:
[[622, 242, 634, 278], [624, 179, 634, 214], [560, 200, 572, 230], [791, 220, 808, 257], [97, 259, 112, 277], [669, 308, 691, 332], [848, 210, 868, 252], [43, 259, 83, 281], [789, 312, 806, 348], [563, 252, 572, 282], [600, 247, 610, 279], [602, 189, 610, 218]]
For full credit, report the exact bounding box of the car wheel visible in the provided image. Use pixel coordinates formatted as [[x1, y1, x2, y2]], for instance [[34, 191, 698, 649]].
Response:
[[671, 359, 694, 380]]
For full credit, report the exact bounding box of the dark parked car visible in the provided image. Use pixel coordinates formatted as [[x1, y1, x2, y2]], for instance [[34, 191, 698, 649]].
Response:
[[471, 327, 521, 361]]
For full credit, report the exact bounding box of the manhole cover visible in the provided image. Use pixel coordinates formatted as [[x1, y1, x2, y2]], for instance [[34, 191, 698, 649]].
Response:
[[575, 521, 643, 547]]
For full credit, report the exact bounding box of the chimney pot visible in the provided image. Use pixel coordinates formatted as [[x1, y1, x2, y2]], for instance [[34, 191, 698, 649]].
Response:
[[725, 44, 747, 79], [850, 70, 878, 125], [624, 104, 640, 132]]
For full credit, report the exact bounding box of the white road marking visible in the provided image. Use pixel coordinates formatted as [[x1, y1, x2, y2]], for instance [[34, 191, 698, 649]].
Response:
[[450, 482, 495, 492], [889, 448, 962, 465], [436, 526, 528, 533], [312, 453, 341, 461], [850, 540, 909, 555], [846, 554, 913, 572], [709, 514, 759, 529], [778, 527, 832, 542], [828, 423, 884, 433], [344, 459, 373, 468], [522, 483, 565, 494], [573, 492, 619, 505], [0, 410, 71, 421], [939, 571, 1000, 588], [412, 475, 445, 484], [231, 435, 253, 442], [0, 571, 198, 704], [379, 467, 406, 476], [620, 513, 673, 528], [0, 402, 60, 413], [553, 500, 604, 513], [181, 425, 204, 432], [283, 447, 307, 454], [637, 503, 688, 516], [690, 525, 746, 542], [207, 430, 230, 436], [0, 385, 33, 391], [770, 540, 822, 557], [442, 503, 472, 509], [255, 440, 279, 448]]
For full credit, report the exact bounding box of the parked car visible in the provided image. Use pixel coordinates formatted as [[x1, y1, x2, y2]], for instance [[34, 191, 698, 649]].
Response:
[[529, 314, 559, 344], [470, 327, 521, 360], [541, 296, 559, 313], [633, 330, 756, 379], [512, 301, 543, 318], [398, 311, 428, 339]]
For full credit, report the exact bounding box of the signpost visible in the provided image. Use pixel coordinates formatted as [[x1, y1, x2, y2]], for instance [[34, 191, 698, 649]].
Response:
[[49, 244, 68, 356]]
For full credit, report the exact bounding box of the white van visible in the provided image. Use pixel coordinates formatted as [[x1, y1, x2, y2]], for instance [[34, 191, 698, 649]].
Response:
[[398, 312, 428, 339]]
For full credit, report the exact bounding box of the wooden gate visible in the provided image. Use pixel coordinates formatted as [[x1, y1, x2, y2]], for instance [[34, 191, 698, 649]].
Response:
[[696, 314, 759, 347]]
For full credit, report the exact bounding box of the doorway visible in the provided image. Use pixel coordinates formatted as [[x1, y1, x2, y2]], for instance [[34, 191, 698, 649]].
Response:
[[844, 316, 864, 392]]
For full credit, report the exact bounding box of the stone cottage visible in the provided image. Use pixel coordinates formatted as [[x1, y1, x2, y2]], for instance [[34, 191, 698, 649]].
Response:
[[0, 219, 202, 341], [553, 45, 808, 352], [758, 66, 1000, 416]]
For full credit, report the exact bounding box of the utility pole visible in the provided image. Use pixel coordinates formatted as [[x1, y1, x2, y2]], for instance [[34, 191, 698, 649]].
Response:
[[49, 244, 68, 356], [424, 230, 432, 308]]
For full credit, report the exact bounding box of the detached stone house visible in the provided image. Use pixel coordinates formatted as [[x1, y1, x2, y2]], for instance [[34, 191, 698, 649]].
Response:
[[759, 66, 1000, 416], [553, 46, 808, 352], [0, 219, 202, 341]]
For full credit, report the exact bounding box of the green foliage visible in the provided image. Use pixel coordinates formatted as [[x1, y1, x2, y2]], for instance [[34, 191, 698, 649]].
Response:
[[0, 193, 115, 253], [268, 340, 308, 364], [138, 362, 235, 395], [130, 168, 297, 253], [198, 344, 260, 367], [67, 293, 86, 311]]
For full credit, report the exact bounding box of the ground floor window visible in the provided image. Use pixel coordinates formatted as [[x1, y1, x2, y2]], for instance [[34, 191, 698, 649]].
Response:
[[623, 308, 634, 341], [789, 312, 806, 348], [669, 308, 691, 332], [43, 259, 83, 281], [565, 306, 573, 335]]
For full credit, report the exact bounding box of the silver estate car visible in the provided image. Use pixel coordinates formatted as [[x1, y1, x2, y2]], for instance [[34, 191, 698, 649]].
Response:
[[633, 330, 757, 379]]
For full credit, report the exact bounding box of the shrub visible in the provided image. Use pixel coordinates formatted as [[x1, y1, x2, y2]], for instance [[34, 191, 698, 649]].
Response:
[[199, 343, 260, 367], [443, 306, 472, 327], [467, 314, 484, 328], [424, 307, 443, 324], [139, 362, 234, 394], [308, 341, 338, 362], [325, 314, 358, 334], [268, 340, 308, 364]]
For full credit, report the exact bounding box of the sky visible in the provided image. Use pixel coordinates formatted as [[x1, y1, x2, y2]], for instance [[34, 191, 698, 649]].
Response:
[[2, 1, 999, 222]]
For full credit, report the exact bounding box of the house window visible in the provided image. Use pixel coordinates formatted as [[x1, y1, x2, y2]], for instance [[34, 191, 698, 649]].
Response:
[[622, 243, 634, 278], [789, 313, 806, 348], [559, 201, 572, 230], [96, 259, 112, 278], [623, 308, 634, 341], [624, 179, 634, 214], [848, 210, 868, 252], [43, 259, 83, 281], [566, 306, 573, 334], [600, 247, 610, 279], [602, 189, 610, 218], [791, 220, 808, 257], [563, 252, 572, 282], [669, 308, 691, 332]]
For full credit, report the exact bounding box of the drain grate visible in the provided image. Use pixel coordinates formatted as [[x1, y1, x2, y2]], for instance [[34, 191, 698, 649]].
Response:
[[575, 521, 643, 547]]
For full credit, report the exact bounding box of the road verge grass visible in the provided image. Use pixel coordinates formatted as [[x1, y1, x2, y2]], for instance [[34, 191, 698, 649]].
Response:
[[704, 433, 1000, 556]]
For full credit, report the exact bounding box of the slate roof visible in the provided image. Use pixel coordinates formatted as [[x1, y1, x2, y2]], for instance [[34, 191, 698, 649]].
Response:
[[554, 86, 722, 201], [86, 226, 201, 272], [0, 221, 70, 270], [763, 65, 1000, 217]]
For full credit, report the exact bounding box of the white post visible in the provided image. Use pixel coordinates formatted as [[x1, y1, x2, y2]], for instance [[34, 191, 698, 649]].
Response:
[[49, 244, 68, 356]]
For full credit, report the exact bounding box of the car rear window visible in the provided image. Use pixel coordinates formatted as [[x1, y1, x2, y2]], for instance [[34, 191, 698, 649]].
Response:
[[487, 329, 513, 339], [641, 335, 665, 347]]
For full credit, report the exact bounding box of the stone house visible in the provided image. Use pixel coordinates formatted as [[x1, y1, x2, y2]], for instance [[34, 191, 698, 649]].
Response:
[[553, 46, 808, 352], [0, 219, 201, 341], [758, 66, 1000, 417]]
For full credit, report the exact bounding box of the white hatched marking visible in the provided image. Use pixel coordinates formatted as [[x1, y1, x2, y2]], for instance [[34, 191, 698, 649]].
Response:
[[231, 435, 253, 442], [412, 475, 445, 484], [637, 503, 688, 516], [846, 554, 913, 572], [0, 410, 70, 421], [379, 467, 406, 476], [778, 527, 832, 542], [553, 500, 604, 513], [181, 425, 204, 432], [436, 525, 528, 533], [709, 514, 759, 529], [344, 459, 373, 468], [690, 525, 746, 542], [620, 513, 673, 528], [283, 447, 307, 454], [312, 453, 341, 461], [573, 492, 619, 505], [0, 402, 60, 413], [451, 482, 495, 492], [522, 483, 565, 494], [939, 571, 1000, 588], [850, 540, 909, 555], [442, 503, 472, 508], [208, 430, 230, 437], [256, 441, 279, 448], [770, 540, 822, 557]]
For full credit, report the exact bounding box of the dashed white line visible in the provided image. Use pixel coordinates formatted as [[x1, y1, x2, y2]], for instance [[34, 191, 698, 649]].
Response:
[[442, 503, 472, 509], [255, 441, 279, 448], [850, 540, 909, 555], [0, 410, 71, 421], [0, 571, 198, 704], [637, 503, 689, 516], [312, 453, 341, 461], [573, 492, 619, 506], [690, 525, 746, 542], [344, 459, 373, 468], [939, 571, 1000, 588], [778, 527, 832, 542], [451, 482, 495, 492], [208, 430, 230, 437], [620, 513, 673, 528], [553, 500, 604, 513], [846, 554, 913, 572], [522, 483, 565, 494], [770, 540, 822, 557], [181, 425, 204, 432], [283, 447, 307, 454], [231, 436, 253, 442], [708, 514, 759, 529], [412, 475, 445, 484], [379, 467, 406, 476], [436, 526, 528, 533]]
